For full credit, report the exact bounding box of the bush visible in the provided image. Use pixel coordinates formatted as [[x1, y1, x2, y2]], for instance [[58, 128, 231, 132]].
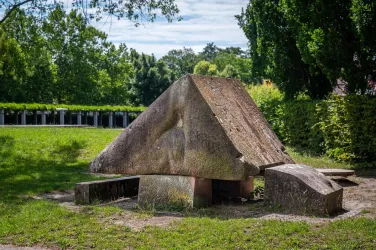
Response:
[[249, 85, 376, 163]]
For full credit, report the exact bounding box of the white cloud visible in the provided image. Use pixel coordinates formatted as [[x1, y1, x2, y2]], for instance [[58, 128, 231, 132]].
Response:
[[0, 0, 249, 58], [92, 0, 249, 58]]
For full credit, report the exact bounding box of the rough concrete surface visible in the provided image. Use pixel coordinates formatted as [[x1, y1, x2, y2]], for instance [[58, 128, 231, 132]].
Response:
[[89, 74, 293, 180], [138, 175, 212, 208], [264, 164, 343, 216], [75, 176, 139, 204]]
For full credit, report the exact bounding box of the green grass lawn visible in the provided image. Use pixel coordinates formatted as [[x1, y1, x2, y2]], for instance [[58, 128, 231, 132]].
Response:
[[0, 127, 375, 249]]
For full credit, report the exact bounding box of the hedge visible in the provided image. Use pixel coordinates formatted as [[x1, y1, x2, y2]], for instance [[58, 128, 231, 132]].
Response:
[[249, 85, 376, 163], [0, 103, 146, 112]]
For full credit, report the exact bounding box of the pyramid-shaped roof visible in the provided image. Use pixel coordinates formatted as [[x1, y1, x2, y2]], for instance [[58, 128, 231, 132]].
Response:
[[89, 74, 293, 180]]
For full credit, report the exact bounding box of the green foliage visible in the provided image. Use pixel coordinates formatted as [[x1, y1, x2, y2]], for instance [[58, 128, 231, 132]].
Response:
[[160, 47, 199, 78], [250, 85, 376, 162], [239, 0, 376, 97], [129, 50, 176, 106], [193, 60, 219, 76], [0, 102, 145, 112], [238, 0, 333, 99]]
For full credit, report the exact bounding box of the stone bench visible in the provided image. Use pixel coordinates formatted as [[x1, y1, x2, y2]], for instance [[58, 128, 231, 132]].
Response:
[[75, 176, 139, 204]]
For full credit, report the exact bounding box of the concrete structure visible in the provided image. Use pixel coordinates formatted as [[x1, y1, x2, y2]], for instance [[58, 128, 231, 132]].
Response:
[[75, 176, 139, 204], [0, 109, 4, 125], [21, 110, 26, 125], [56, 108, 67, 125], [89, 74, 293, 180], [316, 168, 355, 177], [138, 175, 212, 209], [93, 111, 98, 127], [77, 111, 82, 125], [264, 164, 343, 216], [108, 112, 113, 128], [41, 111, 46, 125]]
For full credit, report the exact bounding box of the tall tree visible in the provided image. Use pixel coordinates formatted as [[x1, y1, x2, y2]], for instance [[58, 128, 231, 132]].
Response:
[[160, 47, 199, 78], [238, 0, 333, 99], [129, 50, 176, 106]]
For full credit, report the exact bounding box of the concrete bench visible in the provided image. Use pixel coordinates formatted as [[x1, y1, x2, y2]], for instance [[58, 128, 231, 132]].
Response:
[[75, 176, 139, 204], [315, 169, 355, 177]]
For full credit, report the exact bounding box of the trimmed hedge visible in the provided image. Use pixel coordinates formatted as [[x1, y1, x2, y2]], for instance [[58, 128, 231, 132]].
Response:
[[249, 85, 376, 162], [0, 103, 146, 112]]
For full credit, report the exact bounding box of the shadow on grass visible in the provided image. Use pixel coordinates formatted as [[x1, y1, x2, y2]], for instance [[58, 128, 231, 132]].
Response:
[[0, 136, 100, 202]]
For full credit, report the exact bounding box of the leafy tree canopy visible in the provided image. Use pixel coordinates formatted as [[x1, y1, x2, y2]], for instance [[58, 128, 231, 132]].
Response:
[[238, 0, 376, 98], [0, 0, 180, 26]]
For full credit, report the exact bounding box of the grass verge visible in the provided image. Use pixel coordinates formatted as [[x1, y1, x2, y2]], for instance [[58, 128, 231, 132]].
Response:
[[0, 127, 375, 249]]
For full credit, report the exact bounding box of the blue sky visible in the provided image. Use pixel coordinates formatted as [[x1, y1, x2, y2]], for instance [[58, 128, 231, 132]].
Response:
[[1, 0, 250, 58]]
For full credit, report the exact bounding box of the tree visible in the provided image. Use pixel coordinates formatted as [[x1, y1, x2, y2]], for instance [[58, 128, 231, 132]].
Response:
[[193, 60, 219, 76], [129, 50, 176, 106], [238, 0, 376, 97], [238, 0, 333, 99], [0, 0, 180, 26], [199, 43, 222, 63], [220, 64, 239, 79], [281, 0, 376, 93], [160, 47, 199, 78]]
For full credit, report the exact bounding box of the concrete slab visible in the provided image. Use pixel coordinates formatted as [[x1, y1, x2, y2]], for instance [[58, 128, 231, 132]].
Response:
[[138, 175, 212, 209], [75, 176, 139, 204], [316, 169, 355, 177], [264, 164, 343, 216]]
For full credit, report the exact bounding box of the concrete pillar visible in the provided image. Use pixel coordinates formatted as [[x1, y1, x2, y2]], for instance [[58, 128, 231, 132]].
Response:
[[138, 175, 212, 209], [41, 111, 46, 125], [93, 111, 98, 127], [122, 112, 128, 128], [21, 110, 26, 125], [59, 110, 65, 125], [52, 111, 56, 124], [77, 111, 82, 125], [0, 109, 4, 125], [108, 112, 113, 128]]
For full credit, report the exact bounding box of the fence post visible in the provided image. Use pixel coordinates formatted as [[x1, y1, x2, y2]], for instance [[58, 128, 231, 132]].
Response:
[[94, 111, 98, 127], [41, 111, 46, 125], [77, 111, 82, 125], [21, 110, 26, 125], [0, 109, 4, 125]]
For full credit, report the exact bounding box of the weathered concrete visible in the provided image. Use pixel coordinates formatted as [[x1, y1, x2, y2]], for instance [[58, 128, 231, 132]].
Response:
[[138, 175, 212, 209], [89, 74, 293, 180], [316, 168, 355, 177], [75, 176, 139, 204], [264, 164, 343, 216]]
